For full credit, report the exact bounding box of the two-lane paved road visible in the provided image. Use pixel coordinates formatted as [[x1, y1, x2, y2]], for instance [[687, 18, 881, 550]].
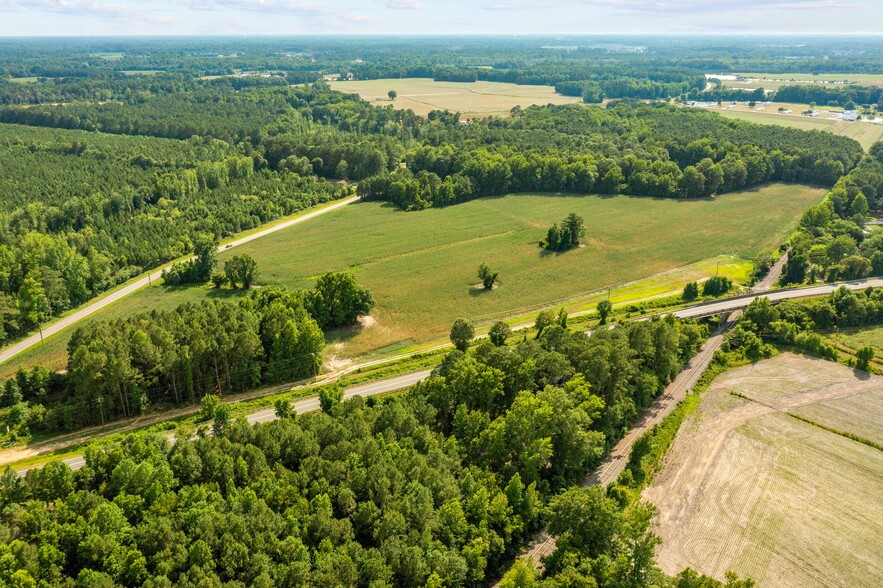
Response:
[[0, 197, 359, 366], [18, 368, 431, 475], [671, 278, 883, 320]]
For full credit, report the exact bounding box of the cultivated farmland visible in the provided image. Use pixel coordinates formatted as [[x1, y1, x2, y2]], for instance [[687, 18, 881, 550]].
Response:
[[646, 353, 883, 588], [329, 78, 581, 117], [0, 184, 823, 375]]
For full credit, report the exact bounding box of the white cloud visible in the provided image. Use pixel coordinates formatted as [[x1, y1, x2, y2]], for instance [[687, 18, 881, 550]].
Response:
[[377, 0, 421, 9], [578, 0, 858, 13], [175, 0, 333, 16], [0, 0, 141, 17]]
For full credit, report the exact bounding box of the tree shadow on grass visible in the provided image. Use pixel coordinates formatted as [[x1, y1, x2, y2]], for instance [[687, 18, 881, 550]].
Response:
[[469, 284, 497, 297]]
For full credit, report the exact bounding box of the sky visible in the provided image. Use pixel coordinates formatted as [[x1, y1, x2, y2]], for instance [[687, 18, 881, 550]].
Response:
[[0, 0, 881, 36]]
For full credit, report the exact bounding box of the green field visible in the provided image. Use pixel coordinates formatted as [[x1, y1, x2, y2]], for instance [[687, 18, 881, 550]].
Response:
[[329, 78, 581, 117], [830, 324, 883, 354], [716, 109, 883, 149], [0, 184, 822, 377]]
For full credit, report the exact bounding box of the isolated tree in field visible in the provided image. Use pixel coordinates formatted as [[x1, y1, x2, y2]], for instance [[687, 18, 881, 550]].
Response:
[[856, 346, 875, 371], [562, 213, 586, 248], [309, 272, 374, 328], [224, 254, 259, 289], [682, 282, 699, 301], [388, 90, 397, 100], [488, 321, 511, 346], [545, 213, 586, 251], [450, 318, 475, 351], [319, 384, 344, 413], [478, 263, 499, 290], [597, 299, 613, 325]]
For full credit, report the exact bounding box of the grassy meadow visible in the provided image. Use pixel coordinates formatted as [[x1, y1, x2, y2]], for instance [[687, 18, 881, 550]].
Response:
[[0, 183, 823, 376], [329, 78, 581, 117]]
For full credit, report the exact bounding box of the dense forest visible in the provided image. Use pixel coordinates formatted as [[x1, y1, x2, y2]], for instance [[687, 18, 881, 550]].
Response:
[[0, 315, 731, 587], [0, 120, 351, 345], [780, 142, 883, 284], [0, 273, 372, 439]]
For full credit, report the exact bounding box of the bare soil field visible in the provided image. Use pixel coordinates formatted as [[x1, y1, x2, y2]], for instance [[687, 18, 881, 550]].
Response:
[[329, 78, 581, 117], [645, 353, 883, 588]]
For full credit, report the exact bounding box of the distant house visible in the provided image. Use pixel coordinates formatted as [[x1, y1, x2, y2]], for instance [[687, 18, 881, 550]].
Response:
[[842, 110, 859, 121]]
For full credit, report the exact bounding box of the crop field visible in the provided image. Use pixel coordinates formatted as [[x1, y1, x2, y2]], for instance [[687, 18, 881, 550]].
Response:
[[715, 109, 883, 149], [329, 78, 581, 117], [720, 72, 883, 90], [646, 353, 883, 588], [0, 183, 821, 377], [830, 324, 883, 354]]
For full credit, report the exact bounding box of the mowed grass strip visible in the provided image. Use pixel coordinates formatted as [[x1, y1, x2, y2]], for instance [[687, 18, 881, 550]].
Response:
[[0, 184, 823, 374], [329, 78, 581, 117]]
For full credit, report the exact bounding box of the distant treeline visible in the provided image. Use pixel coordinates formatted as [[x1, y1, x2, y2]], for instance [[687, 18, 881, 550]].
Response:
[[357, 101, 862, 209]]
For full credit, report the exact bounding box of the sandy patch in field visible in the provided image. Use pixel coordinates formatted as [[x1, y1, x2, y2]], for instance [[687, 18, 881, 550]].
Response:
[[358, 315, 377, 328], [645, 353, 883, 588]]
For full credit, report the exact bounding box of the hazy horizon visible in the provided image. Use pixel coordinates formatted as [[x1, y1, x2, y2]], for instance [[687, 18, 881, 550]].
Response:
[[1, 1, 881, 37]]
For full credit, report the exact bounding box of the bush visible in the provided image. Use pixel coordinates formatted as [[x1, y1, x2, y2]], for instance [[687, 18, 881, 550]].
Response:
[[702, 275, 733, 297]]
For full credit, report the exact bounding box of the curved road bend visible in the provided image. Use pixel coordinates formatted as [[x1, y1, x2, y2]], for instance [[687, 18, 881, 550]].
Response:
[[0, 197, 360, 366], [18, 368, 431, 475], [499, 261, 883, 574]]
